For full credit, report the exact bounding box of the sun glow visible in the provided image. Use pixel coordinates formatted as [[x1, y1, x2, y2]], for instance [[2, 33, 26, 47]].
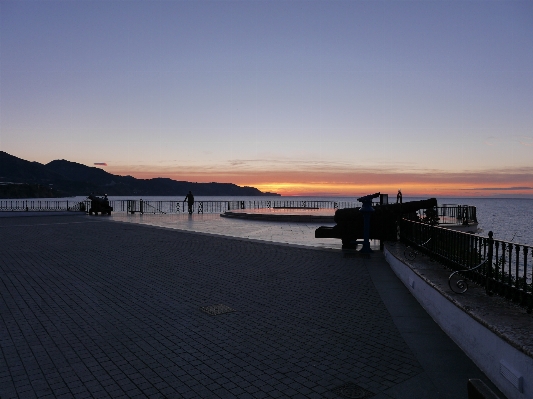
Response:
[[254, 182, 533, 197], [107, 165, 533, 198]]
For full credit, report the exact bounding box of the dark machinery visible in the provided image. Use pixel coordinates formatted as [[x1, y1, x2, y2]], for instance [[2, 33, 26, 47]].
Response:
[[88, 194, 113, 216], [315, 197, 438, 249]]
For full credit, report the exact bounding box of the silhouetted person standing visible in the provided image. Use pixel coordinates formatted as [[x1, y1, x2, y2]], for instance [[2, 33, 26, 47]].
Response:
[[396, 190, 403, 204], [184, 191, 194, 214]]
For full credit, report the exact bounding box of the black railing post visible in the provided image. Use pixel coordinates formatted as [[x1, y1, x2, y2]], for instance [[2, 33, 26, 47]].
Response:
[[486, 231, 494, 295], [525, 247, 533, 313], [522, 247, 528, 306], [507, 243, 513, 299], [514, 244, 521, 302]]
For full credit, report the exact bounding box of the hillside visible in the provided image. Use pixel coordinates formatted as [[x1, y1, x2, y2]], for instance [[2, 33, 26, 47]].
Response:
[[0, 152, 279, 198]]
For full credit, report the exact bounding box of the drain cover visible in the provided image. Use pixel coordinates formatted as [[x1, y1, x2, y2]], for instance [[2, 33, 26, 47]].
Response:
[[333, 382, 374, 398], [200, 304, 235, 316]]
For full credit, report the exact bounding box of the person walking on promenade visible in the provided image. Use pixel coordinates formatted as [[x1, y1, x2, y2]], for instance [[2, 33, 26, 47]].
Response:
[[184, 191, 195, 214]]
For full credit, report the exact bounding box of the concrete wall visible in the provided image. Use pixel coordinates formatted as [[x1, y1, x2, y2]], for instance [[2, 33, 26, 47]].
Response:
[[384, 248, 533, 399]]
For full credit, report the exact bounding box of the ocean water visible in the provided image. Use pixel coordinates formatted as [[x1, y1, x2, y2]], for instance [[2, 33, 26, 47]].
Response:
[[5, 195, 533, 247], [436, 197, 533, 246], [119, 196, 533, 247]]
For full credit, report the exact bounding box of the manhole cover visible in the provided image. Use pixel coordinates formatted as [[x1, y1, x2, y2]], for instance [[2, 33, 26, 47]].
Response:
[[200, 304, 235, 316], [333, 382, 374, 399]]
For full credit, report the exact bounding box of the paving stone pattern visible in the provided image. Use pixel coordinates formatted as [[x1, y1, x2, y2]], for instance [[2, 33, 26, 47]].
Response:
[[0, 216, 424, 398]]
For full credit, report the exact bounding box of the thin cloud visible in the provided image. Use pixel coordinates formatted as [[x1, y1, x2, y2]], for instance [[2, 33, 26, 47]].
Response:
[[109, 162, 533, 181], [517, 136, 533, 147], [94, 162, 107, 166], [461, 187, 533, 191], [484, 135, 533, 147], [225, 158, 418, 172]]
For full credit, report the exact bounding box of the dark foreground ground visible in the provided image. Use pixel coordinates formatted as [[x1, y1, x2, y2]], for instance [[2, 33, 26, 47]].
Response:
[[0, 215, 496, 398]]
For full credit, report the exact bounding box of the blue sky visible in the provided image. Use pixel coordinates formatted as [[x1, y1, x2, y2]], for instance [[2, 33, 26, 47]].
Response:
[[1, 0, 532, 196]]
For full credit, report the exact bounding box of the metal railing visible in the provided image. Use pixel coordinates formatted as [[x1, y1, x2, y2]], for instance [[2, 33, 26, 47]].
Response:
[[437, 205, 477, 224], [91, 199, 360, 214], [0, 199, 477, 223], [401, 205, 477, 225], [400, 218, 533, 312], [0, 199, 87, 212], [0, 199, 360, 214]]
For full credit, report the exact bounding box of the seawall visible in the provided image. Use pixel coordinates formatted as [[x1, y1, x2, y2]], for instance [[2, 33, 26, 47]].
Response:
[[384, 243, 533, 399]]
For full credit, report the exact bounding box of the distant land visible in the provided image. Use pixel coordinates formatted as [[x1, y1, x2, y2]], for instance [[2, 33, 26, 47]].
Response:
[[0, 152, 280, 198]]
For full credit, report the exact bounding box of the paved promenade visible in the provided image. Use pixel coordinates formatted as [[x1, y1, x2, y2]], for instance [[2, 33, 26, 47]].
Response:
[[0, 214, 497, 398]]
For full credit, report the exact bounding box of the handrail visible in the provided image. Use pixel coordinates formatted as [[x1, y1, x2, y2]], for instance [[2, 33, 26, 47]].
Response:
[[0, 200, 478, 222], [400, 218, 532, 312]]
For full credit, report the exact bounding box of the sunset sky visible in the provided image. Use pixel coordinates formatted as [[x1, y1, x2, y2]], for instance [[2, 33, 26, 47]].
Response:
[[1, 1, 532, 197]]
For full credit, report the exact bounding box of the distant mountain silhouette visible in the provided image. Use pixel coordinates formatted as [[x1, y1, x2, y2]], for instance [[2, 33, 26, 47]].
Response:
[[0, 152, 280, 198]]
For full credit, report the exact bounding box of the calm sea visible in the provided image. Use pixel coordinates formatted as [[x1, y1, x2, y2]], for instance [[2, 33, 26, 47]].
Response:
[[10, 195, 533, 247]]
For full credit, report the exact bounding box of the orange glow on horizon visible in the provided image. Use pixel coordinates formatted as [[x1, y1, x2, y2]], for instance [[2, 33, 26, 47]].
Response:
[[105, 166, 533, 197], [253, 182, 533, 197]]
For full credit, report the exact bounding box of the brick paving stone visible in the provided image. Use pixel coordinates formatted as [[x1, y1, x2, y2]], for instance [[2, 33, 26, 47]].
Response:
[[229, 385, 246, 396], [0, 215, 489, 399], [141, 386, 160, 396], [252, 391, 270, 399], [213, 387, 235, 399], [268, 390, 284, 398], [2, 389, 18, 399], [16, 387, 36, 398]]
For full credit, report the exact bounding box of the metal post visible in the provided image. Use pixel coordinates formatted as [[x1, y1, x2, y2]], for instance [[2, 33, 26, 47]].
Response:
[[360, 204, 373, 253], [357, 193, 380, 254]]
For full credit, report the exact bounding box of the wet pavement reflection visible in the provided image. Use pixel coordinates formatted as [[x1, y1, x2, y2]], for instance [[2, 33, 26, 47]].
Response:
[[108, 212, 367, 250]]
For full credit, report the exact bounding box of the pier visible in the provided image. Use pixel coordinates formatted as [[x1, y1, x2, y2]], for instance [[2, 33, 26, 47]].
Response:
[[0, 213, 509, 398]]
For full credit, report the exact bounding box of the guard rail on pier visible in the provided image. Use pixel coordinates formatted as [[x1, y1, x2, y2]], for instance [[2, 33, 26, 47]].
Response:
[[0, 199, 361, 214], [400, 218, 532, 312]]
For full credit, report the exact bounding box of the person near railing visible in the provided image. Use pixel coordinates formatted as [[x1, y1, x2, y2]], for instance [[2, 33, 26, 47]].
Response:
[[184, 191, 194, 214], [396, 189, 402, 204]]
